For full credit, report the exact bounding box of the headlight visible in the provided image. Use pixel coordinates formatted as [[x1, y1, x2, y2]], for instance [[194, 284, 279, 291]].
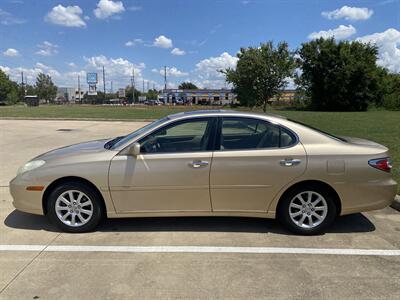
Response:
[[18, 160, 46, 175]]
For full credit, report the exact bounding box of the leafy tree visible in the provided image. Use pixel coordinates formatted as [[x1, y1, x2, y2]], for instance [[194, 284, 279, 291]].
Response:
[[382, 73, 400, 110], [146, 88, 159, 100], [296, 38, 383, 111], [6, 89, 19, 105], [223, 41, 296, 112], [0, 69, 19, 103], [125, 86, 142, 103], [178, 82, 198, 90], [35, 73, 57, 103]]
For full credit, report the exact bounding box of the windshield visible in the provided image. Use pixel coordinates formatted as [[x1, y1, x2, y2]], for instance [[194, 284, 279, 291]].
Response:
[[107, 117, 169, 149], [289, 119, 347, 142]]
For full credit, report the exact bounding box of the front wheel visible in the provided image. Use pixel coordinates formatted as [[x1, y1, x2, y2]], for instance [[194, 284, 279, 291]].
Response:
[[278, 186, 337, 235], [47, 182, 104, 233]]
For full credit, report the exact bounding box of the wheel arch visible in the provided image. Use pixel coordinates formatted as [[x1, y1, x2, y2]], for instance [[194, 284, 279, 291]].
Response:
[[275, 180, 342, 217], [42, 176, 107, 216]]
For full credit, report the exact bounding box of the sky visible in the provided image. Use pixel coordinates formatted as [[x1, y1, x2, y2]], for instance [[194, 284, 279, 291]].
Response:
[[0, 0, 399, 92]]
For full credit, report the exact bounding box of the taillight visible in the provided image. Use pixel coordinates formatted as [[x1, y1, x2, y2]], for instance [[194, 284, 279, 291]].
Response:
[[368, 158, 392, 172]]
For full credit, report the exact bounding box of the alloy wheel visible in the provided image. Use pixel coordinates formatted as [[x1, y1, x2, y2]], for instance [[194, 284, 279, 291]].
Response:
[[55, 190, 94, 227]]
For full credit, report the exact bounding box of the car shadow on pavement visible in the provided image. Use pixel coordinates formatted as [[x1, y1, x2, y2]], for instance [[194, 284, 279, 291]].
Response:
[[4, 209, 375, 235]]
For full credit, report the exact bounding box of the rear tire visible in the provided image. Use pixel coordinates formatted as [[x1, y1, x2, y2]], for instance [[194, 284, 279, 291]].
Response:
[[46, 182, 103, 233], [278, 184, 337, 235]]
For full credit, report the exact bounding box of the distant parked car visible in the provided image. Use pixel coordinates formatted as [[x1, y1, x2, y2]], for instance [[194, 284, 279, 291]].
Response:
[[10, 110, 397, 234]]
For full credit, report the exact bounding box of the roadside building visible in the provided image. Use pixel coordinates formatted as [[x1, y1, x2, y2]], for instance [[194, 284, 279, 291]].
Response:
[[161, 89, 236, 105], [269, 89, 297, 105], [56, 87, 84, 103]]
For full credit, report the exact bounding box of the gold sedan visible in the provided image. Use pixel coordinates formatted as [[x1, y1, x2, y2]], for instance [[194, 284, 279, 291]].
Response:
[[10, 110, 397, 234]]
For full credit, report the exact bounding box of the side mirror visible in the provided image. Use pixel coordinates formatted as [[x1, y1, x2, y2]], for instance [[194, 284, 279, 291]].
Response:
[[127, 142, 141, 156]]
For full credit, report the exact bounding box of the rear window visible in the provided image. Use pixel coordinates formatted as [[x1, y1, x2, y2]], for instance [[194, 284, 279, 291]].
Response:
[[288, 119, 347, 142]]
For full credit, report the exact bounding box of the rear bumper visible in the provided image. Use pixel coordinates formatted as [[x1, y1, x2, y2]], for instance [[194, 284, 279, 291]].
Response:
[[339, 178, 398, 215], [9, 176, 46, 215]]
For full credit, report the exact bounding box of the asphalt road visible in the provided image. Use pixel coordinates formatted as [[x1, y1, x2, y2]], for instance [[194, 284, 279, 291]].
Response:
[[0, 120, 399, 299]]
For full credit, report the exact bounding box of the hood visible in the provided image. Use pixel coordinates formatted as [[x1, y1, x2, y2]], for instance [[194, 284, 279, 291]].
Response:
[[34, 138, 111, 161]]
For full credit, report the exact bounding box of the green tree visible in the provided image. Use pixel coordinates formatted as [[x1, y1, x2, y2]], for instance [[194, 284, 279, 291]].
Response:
[[178, 82, 198, 90], [223, 41, 296, 112], [146, 88, 159, 100], [6, 89, 19, 105], [0, 69, 19, 104], [296, 38, 383, 111], [382, 73, 400, 110], [125, 86, 142, 103], [35, 73, 57, 103]]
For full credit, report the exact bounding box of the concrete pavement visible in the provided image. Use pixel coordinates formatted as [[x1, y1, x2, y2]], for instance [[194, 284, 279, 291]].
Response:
[[0, 120, 399, 299]]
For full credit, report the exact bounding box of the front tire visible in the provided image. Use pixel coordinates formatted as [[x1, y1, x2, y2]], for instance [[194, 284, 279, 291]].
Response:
[[47, 182, 104, 233], [278, 185, 337, 235]]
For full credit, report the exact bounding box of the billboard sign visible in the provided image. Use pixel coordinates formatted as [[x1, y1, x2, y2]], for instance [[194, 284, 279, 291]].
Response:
[[86, 72, 98, 84], [88, 84, 97, 96], [118, 88, 126, 98]]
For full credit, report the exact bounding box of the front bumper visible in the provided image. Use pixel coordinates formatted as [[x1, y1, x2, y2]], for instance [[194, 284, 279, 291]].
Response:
[[9, 176, 46, 215]]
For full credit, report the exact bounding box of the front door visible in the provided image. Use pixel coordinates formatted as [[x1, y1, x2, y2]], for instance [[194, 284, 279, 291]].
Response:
[[210, 117, 306, 212], [109, 117, 216, 213]]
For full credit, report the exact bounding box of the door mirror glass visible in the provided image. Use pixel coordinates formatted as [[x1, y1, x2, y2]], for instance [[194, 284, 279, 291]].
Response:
[[128, 142, 141, 156]]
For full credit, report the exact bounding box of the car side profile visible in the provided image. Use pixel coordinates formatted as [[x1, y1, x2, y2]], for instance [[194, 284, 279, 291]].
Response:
[[10, 110, 397, 234]]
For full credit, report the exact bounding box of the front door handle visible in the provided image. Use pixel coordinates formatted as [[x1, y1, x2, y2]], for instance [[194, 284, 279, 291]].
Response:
[[189, 160, 209, 168], [280, 158, 301, 167]]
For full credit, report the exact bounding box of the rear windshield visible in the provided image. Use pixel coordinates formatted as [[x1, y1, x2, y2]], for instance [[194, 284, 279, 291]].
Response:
[[288, 119, 347, 142]]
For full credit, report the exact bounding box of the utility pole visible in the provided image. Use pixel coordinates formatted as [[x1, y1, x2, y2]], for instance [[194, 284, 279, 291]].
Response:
[[78, 75, 81, 103], [21, 72, 25, 98], [147, 81, 149, 92], [164, 65, 167, 91], [111, 81, 113, 94], [131, 68, 135, 103], [142, 79, 144, 93], [102, 66, 106, 103]]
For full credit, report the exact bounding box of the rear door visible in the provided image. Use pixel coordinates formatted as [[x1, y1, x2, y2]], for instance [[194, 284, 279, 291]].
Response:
[[210, 117, 306, 212]]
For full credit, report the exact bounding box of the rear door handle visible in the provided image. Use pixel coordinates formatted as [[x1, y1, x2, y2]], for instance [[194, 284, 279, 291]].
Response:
[[280, 159, 301, 167], [189, 160, 209, 168]]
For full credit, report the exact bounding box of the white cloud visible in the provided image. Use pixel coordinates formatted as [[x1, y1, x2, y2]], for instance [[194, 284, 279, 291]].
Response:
[[322, 6, 373, 21], [195, 52, 238, 79], [153, 35, 173, 48], [1, 63, 61, 85], [171, 48, 186, 56], [125, 38, 143, 47], [153, 67, 188, 77], [35, 41, 58, 56], [84, 55, 146, 89], [308, 25, 356, 40], [357, 28, 400, 72], [67, 62, 77, 68], [3, 48, 19, 57], [189, 52, 239, 89], [45, 5, 86, 28], [94, 0, 125, 19], [127, 6, 142, 11], [0, 8, 26, 25]]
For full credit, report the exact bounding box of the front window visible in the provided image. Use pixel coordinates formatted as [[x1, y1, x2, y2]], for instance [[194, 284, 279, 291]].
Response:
[[219, 117, 296, 150], [139, 118, 214, 153], [109, 117, 169, 149]]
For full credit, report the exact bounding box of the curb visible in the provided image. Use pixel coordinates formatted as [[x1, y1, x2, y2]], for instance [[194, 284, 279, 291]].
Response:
[[391, 195, 400, 212]]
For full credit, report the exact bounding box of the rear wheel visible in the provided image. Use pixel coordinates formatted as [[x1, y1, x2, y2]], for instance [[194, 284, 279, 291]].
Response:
[[47, 182, 103, 233], [278, 185, 337, 235]]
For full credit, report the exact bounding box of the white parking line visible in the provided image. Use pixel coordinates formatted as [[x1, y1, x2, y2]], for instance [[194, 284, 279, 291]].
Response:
[[0, 245, 399, 256]]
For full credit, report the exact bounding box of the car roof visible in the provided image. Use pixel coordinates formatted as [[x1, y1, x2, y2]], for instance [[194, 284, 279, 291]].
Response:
[[168, 109, 287, 122]]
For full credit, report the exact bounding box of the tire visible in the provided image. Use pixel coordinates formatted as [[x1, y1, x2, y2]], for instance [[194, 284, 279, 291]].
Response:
[[46, 182, 104, 233], [278, 184, 337, 235]]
